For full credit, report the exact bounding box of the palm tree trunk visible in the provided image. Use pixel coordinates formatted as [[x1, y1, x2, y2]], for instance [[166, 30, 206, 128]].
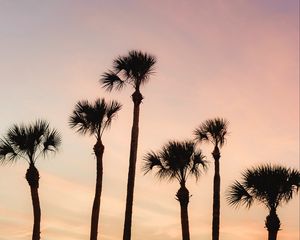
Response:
[[268, 231, 278, 240], [265, 208, 280, 240], [212, 146, 221, 240], [123, 90, 143, 240], [26, 163, 41, 240], [176, 184, 190, 240], [90, 140, 105, 240]]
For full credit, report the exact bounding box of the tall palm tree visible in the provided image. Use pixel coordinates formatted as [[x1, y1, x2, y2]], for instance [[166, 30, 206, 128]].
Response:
[[143, 140, 206, 240], [227, 164, 300, 240], [100, 50, 156, 240], [0, 120, 61, 240], [69, 98, 121, 240], [194, 118, 228, 240]]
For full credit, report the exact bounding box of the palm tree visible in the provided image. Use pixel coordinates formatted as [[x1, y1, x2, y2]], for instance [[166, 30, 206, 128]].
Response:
[[100, 50, 156, 240], [194, 118, 228, 240], [143, 140, 206, 240], [69, 98, 121, 240], [227, 164, 300, 240], [0, 120, 61, 240]]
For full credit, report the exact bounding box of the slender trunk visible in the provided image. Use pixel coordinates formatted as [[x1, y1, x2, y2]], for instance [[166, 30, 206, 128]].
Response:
[[176, 183, 190, 240], [212, 146, 221, 240], [26, 163, 41, 240], [268, 231, 278, 240], [90, 140, 105, 240], [265, 208, 280, 240], [123, 90, 143, 240]]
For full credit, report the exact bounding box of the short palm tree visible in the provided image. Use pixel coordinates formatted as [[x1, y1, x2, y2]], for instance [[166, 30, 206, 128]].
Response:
[[0, 120, 61, 240], [227, 164, 300, 240], [143, 140, 206, 240], [69, 98, 122, 240], [101, 50, 156, 240], [194, 118, 228, 240]]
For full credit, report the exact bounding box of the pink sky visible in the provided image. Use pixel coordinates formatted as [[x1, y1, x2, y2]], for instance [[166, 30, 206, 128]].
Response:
[[0, 1, 299, 240]]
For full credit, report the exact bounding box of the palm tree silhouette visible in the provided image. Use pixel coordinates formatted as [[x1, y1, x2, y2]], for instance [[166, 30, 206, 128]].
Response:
[[227, 164, 300, 240], [101, 50, 156, 240], [0, 120, 61, 240], [143, 140, 206, 240], [194, 118, 228, 240], [69, 98, 122, 240]]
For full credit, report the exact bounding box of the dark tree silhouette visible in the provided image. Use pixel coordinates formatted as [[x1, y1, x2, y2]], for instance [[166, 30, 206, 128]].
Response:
[[194, 118, 228, 240], [0, 120, 61, 240], [100, 50, 156, 240], [69, 98, 121, 240], [227, 164, 300, 240], [143, 140, 206, 240]]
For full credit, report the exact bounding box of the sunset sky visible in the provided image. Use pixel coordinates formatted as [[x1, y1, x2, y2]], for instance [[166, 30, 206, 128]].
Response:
[[0, 1, 299, 240]]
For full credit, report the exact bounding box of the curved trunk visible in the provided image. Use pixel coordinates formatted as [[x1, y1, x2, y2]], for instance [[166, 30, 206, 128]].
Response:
[[123, 90, 143, 240], [90, 140, 105, 240], [176, 184, 190, 240], [265, 208, 280, 240], [26, 163, 41, 240], [212, 146, 221, 240]]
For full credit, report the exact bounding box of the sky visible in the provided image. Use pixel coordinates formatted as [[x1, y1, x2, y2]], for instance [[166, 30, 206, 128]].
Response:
[[0, 0, 299, 239]]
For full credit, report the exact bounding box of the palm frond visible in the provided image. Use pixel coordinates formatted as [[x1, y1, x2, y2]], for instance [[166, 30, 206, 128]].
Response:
[[113, 55, 129, 73], [161, 141, 193, 174], [194, 117, 229, 147], [42, 129, 61, 154], [69, 100, 92, 135], [283, 169, 300, 202], [143, 140, 206, 183], [227, 180, 254, 208], [212, 117, 229, 146], [101, 70, 125, 92], [142, 151, 164, 174], [190, 150, 207, 181], [32, 120, 49, 141], [6, 120, 48, 158], [6, 123, 28, 153], [70, 98, 121, 138], [103, 50, 156, 91], [0, 138, 19, 164], [193, 128, 209, 143], [0, 120, 60, 164], [28, 120, 50, 157], [228, 164, 300, 211], [103, 100, 122, 131], [127, 50, 156, 86]]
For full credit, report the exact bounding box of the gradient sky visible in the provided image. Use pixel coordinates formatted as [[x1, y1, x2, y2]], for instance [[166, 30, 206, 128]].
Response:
[[0, 1, 299, 240]]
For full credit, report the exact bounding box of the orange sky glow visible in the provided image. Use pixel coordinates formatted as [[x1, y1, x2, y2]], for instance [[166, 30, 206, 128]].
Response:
[[0, 1, 299, 240]]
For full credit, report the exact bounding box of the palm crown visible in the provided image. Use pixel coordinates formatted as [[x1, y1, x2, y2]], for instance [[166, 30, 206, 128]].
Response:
[[143, 140, 206, 184], [227, 164, 300, 210], [69, 98, 122, 139], [194, 118, 228, 147], [0, 120, 61, 164], [101, 50, 156, 91]]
